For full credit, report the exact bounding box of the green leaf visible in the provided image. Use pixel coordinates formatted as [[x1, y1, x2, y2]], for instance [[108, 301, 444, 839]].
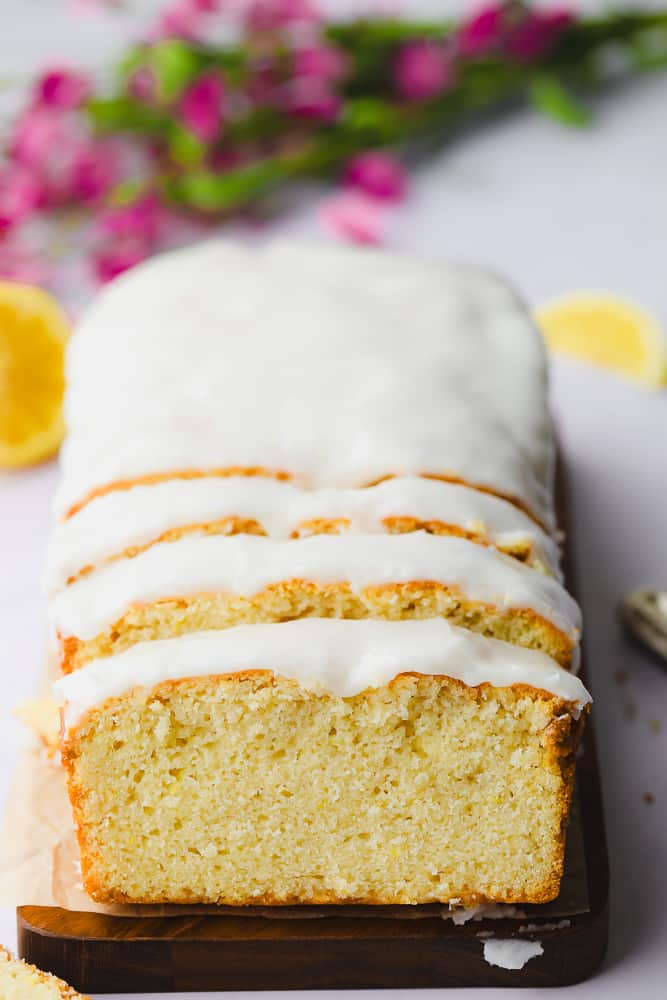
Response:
[[327, 18, 448, 49], [86, 96, 169, 133], [205, 47, 248, 87], [166, 161, 279, 212], [627, 25, 667, 71], [528, 74, 591, 127], [342, 97, 404, 142], [118, 47, 149, 83], [226, 106, 285, 142], [108, 178, 147, 207], [148, 41, 203, 102], [167, 123, 208, 167]]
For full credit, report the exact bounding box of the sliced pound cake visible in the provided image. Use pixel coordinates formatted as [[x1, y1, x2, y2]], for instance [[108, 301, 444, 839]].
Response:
[[51, 531, 580, 674], [45, 475, 561, 592], [57, 619, 590, 906], [50, 240, 588, 907]]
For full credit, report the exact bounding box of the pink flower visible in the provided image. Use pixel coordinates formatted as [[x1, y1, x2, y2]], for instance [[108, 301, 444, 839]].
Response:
[[35, 67, 91, 109], [93, 240, 150, 284], [150, 0, 226, 39], [66, 141, 120, 203], [128, 66, 157, 104], [344, 152, 407, 202], [546, 8, 576, 30], [293, 45, 347, 82], [283, 77, 341, 122], [96, 194, 164, 243], [0, 166, 45, 232], [10, 106, 77, 166], [246, 0, 320, 33], [0, 241, 52, 284], [246, 64, 279, 105], [178, 72, 225, 141], [9, 107, 120, 209], [155, 0, 206, 40], [457, 4, 506, 56], [318, 191, 386, 246], [394, 41, 454, 101], [506, 8, 574, 61]]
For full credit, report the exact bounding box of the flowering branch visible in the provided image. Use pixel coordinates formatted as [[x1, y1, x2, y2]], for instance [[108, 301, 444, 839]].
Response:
[[2, 1, 667, 283]]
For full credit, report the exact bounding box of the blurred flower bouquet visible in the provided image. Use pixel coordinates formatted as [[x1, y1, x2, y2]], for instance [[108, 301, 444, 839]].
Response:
[[2, 0, 667, 284]]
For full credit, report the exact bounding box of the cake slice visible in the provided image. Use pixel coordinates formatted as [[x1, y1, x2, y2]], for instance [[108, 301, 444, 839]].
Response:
[[51, 532, 580, 674], [57, 619, 590, 906], [0, 946, 88, 999], [45, 475, 560, 593]]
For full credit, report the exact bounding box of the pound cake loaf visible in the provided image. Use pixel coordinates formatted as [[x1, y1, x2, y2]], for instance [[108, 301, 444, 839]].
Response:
[[50, 240, 589, 907]]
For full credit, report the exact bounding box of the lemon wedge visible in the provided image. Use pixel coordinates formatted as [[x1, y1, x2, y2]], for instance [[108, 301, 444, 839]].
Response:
[[0, 281, 69, 469], [536, 292, 667, 389]]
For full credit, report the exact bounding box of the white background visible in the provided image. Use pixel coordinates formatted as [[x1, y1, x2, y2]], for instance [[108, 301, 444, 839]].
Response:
[[1, 1, 666, 997]]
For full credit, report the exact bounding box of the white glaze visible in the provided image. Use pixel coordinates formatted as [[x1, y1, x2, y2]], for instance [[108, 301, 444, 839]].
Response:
[[482, 939, 544, 970], [45, 475, 561, 593], [50, 531, 580, 644], [54, 618, 591, 731], [55, 240, 554, 527]]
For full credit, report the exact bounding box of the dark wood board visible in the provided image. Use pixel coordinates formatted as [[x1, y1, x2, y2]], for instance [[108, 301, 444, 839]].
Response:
[[17, 464, 609, 991]]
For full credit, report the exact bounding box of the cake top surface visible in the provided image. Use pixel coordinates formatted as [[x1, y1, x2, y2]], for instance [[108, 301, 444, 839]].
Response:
[[55, 618, 591, 729], [55, 240, 553, 526]]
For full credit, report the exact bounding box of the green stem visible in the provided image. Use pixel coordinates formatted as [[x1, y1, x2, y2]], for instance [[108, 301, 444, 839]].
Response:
[[97, 9, 667, 214], [163, 64, 527, 211]]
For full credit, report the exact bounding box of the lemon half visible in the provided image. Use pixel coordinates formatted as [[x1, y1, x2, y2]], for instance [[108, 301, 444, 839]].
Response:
[[536, 292, 667, 389], [0, 281, 69, 469]]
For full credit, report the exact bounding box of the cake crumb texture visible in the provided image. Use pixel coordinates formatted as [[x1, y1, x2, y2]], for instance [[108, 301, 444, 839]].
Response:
[[60, 580, 575, 674], [62, 673, 584, 906], [0, 946, 88, 999]]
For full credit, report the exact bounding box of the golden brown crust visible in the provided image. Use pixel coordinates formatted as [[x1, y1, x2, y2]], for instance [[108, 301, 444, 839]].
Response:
[[81, 883, 558, 908], [64, 469, 546, 530], [57, 580, 575, 675], [376, 473, 548, 531], [63, 515, 541, 589], [291, 517, 352, 537], [67, 517, 266, 585], [539, 704, 589, 897], [64, 466, 293, 519]]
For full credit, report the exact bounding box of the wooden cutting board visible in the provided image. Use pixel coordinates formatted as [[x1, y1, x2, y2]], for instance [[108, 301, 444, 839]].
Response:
[[17, 464, 608, 991]]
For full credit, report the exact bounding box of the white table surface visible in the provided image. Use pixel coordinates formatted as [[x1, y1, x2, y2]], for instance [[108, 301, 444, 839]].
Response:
[[1, 1, 666, 997]]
